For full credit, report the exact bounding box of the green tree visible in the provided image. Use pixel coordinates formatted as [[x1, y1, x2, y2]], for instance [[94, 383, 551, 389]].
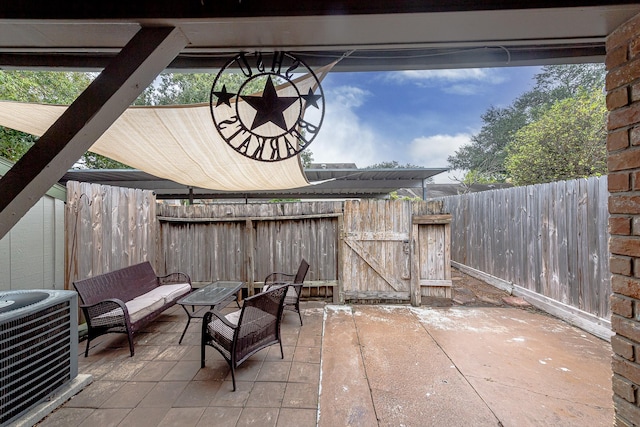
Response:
[[447, 63, 606, 184], [301, 150, 314, 168], [0, 127, 35, 162], [388, 190, 422, 201], [526, 63, 606, 117], [0, 70, 275, 167], [135, 72, 266, 106], [448, 105, 527, 182], [0, 70, 129, 168], [365, 160, 423, 169], [505, 89, 607, 185], [0, 70, 90, 162], [0, 70, 93, 104]]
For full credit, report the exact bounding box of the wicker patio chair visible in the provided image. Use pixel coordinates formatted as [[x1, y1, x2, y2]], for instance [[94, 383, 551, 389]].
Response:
[[263, 259, 309, 325], [201, 285, 287, 391]]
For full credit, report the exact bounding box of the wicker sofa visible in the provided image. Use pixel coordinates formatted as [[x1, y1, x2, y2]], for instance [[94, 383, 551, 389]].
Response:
[[73, 261, 191, 357]]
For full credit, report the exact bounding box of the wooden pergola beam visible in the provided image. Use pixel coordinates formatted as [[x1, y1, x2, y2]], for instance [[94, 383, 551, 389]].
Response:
[[0, 26, 188, 239]]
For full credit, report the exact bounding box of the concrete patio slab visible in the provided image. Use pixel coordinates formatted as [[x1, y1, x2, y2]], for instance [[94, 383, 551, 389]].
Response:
[[414, 306, 613, 426], [318, 305, 613, 427], [318, 306, 378, 427]]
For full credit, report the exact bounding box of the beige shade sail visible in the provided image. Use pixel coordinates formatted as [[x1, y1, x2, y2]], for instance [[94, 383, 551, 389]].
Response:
[[0, 63, 334, 191]]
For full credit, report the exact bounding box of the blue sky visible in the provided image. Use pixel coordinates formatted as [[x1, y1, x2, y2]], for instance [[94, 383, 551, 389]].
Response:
[[306, 66, 541, 182]]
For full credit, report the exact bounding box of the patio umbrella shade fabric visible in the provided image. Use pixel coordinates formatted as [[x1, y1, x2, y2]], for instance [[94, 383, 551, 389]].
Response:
[[0, 63, 334, 191]]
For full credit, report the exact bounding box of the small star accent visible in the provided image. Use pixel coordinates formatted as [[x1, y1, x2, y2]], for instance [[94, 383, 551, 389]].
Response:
[[213, 85, 235, 107], [241, 77, 298, 131], [301, 88, 322, 109]]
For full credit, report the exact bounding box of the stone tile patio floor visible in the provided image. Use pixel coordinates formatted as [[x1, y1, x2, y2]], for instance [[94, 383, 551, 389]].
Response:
[[39, 301, 325, 427], [37, 298, 613, 427]]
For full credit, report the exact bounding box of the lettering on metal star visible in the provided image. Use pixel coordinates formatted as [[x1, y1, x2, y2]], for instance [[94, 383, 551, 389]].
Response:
[[240, 77, 298, 131]]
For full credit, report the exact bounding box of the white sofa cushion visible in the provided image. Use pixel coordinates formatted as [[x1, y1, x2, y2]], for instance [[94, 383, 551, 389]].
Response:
[[126, 297, 166, 323], [93, 295, 166, 326], [136, 283, 191, 305]]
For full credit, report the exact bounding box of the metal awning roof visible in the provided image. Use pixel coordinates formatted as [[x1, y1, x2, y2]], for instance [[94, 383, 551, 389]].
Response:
[[1, 2, 639, 72], [60, 167, 446, 200]]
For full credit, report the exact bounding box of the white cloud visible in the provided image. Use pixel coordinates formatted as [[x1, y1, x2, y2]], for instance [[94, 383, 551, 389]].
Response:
[[385, 68, 506, 95], [332, 85, 369, 109], [305, 85, 476, 176], [408, 133, 472, 182], [305, 85, 390, 167], [395, 68, 506, 84], [442, 84, 485, 95]]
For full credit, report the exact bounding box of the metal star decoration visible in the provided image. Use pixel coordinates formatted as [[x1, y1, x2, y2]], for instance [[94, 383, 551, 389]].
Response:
[[301, 88, 322, 109], [212, 84, 235, 107], [210, 51, 326, 162], [241, 77, 298, 131]]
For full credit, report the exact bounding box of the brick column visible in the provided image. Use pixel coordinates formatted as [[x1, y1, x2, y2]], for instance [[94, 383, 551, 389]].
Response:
[[607, 13, 640, 426]]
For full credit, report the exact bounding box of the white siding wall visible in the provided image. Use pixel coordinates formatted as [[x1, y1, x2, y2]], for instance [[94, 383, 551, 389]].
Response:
[[0, 194, 65, 290]]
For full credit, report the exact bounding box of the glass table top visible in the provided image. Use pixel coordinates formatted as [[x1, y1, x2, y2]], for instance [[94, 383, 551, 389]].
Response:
[[178, 281, 244, 306]]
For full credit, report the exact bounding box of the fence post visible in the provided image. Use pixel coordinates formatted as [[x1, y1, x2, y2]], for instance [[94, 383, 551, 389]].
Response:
[[410, 223, 420, 307], [336, 213, 344, 304], [245, 218, 255, 296]]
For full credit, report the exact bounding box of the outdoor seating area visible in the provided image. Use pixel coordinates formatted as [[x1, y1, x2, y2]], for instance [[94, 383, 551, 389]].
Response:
[[73, 261, 192, 357], [36, 277, 613, 427]]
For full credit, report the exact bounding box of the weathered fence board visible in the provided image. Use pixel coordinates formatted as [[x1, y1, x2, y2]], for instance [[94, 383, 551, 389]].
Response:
[[65, 181, 157, 288], [436, 176, 610, 319], [156, 202, 343, 294], [342, 199, 448, 303], [411, 214, 452, 302]]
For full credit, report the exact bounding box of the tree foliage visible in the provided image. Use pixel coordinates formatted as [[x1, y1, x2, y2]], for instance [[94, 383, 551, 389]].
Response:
[[365, 160, 423, 169], [0, 70, 129, 168], [0, 70, 90, 162], [447, 63, 607, 185], [389, 190, 422, 201], [0, 70, 92, 104], [300, 150, 314, 168], [447, 105, 527, 181], [526, 63, 606, 117], [135, 72, 266, 106], [505, 89, 607, 185]]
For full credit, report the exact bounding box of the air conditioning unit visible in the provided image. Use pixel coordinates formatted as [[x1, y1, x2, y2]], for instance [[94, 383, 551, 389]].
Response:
[[0, 290, 78, 426]]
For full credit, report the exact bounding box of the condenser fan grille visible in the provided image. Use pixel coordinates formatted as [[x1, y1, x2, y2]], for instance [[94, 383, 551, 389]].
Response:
[[0, 291, 78, 426]]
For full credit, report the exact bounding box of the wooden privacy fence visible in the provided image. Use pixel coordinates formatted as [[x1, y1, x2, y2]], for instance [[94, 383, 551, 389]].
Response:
[[156, 201, 342, 298], [66, 180, 452, 307], [65, 181, 157, 287], [157, 199, 450, 305], [435, 176, 611, 335]]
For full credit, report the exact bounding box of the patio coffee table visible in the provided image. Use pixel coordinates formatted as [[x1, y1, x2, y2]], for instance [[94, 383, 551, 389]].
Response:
[[176, 281, 244, 344]]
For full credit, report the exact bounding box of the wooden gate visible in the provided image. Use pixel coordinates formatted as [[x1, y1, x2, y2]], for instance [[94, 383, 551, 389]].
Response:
[[342, 200, 413, 301], [411, 215, 452, 304], [341, 200, 450, 304]]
